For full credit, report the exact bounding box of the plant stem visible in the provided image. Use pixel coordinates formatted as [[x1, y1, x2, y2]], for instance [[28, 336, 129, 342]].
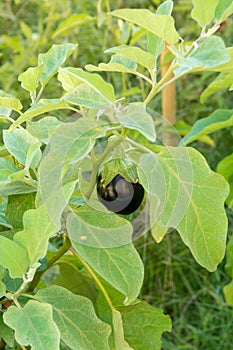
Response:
[[25, 235, 71, 292], [84, 134, 125, 199], [144, 63, 179, 105]]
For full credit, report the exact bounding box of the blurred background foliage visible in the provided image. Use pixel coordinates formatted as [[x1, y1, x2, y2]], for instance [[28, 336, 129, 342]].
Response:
[[0, 0, 232, 349]]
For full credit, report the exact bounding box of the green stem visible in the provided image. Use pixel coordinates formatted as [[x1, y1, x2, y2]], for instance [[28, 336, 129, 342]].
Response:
[[144, 63, 179, 105], [25, 235, 71, 292], [85, 134, 125, 199]]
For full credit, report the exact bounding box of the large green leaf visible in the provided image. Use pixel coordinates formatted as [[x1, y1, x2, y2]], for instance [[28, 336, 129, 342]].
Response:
[[71, 240, 144, 304], [217, 153, 233, 209], [191, 0, 219, 26], [0, 235, 29, 278], [180, 109, 233, 145], [105, 45, 156, 69], [3, 300, 60, 350], [138, 147, 229, 271], [38, 118, 103, 226], [36, 285, 111, 350], [14, 205, 58, 265], [58, 67, 115, 108], [117, 103, 156, 142], [200, 73, 233, 102], [38, 43, 77, 85], [110, 9, 179, 45], [86, 54, 137, 74], [119, 301, 172, 350], [3, 128, 41, 168], [174, 36, 230, 76], [9, 99, 69, 131]]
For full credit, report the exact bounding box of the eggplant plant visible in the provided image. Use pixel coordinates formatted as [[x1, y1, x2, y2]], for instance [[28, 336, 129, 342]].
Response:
[[0, 1, 232, 349]]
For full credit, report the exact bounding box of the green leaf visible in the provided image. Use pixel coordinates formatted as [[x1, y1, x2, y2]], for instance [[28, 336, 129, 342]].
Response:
[[217, 153, 233, 209], [0, 313, 14, 348], [86, 54, 137, 74], [174, 36, 231, 75], [0, 158, 19, 184], [110, 9, 179, 45], [0, 181, 36, 196], [53, 14, 95, 38], [119, 301, 172, 350], [67, 205, 133, 248], [200, 73, 233, 102], [147, 0, 173, 59], [0, 90, 22, 113], [0, 235, 29, 278], [27, 116, 62, 141], [105, 45, 156, 69], [38, 43, 77, 85], [180, 109, 233, 145], [139, 147, 229, 271], [191, 0, 219, 26], [0, 281, 6, 297], [71, 240, 144, 303], [36, 285, 111, 350], [209, 48, 233, 73], [214, 0, 233, 22], [112, 308, 133, 350], [3, 300, 60, 350], [3, 128, 41, 167], [59, 67, 115, 108], [9, 99, 69, 131], [14, 205, 58, 265], [6, 193, 35, 229], [53, 257, 98, 301], [18, 64, 44, 92], [117, 103, 156, 142]]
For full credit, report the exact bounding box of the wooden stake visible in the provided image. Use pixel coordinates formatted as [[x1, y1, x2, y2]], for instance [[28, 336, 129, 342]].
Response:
[[160, 43, 177, 146]]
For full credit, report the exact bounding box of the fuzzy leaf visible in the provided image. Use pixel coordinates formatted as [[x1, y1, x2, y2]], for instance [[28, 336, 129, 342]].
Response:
[[3, 128, 41, 168], [0, 235, 29, 278], [38, 43, 77, 85], [119, 301, 172, 350], [59, 67, 115, 108], [180, 109, 233, 145], [18, 64, 44, 92], [105, 45, 156, 69], [110, 9, 179, 45], [117, 103, 156, 142], [3, 300, 60, 350], [36, 285, 111, 350], [139, 147, 229, 271], [9, 99, 69, 131], [71, 238, 144, 303], [191, 0, 219, 26]]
